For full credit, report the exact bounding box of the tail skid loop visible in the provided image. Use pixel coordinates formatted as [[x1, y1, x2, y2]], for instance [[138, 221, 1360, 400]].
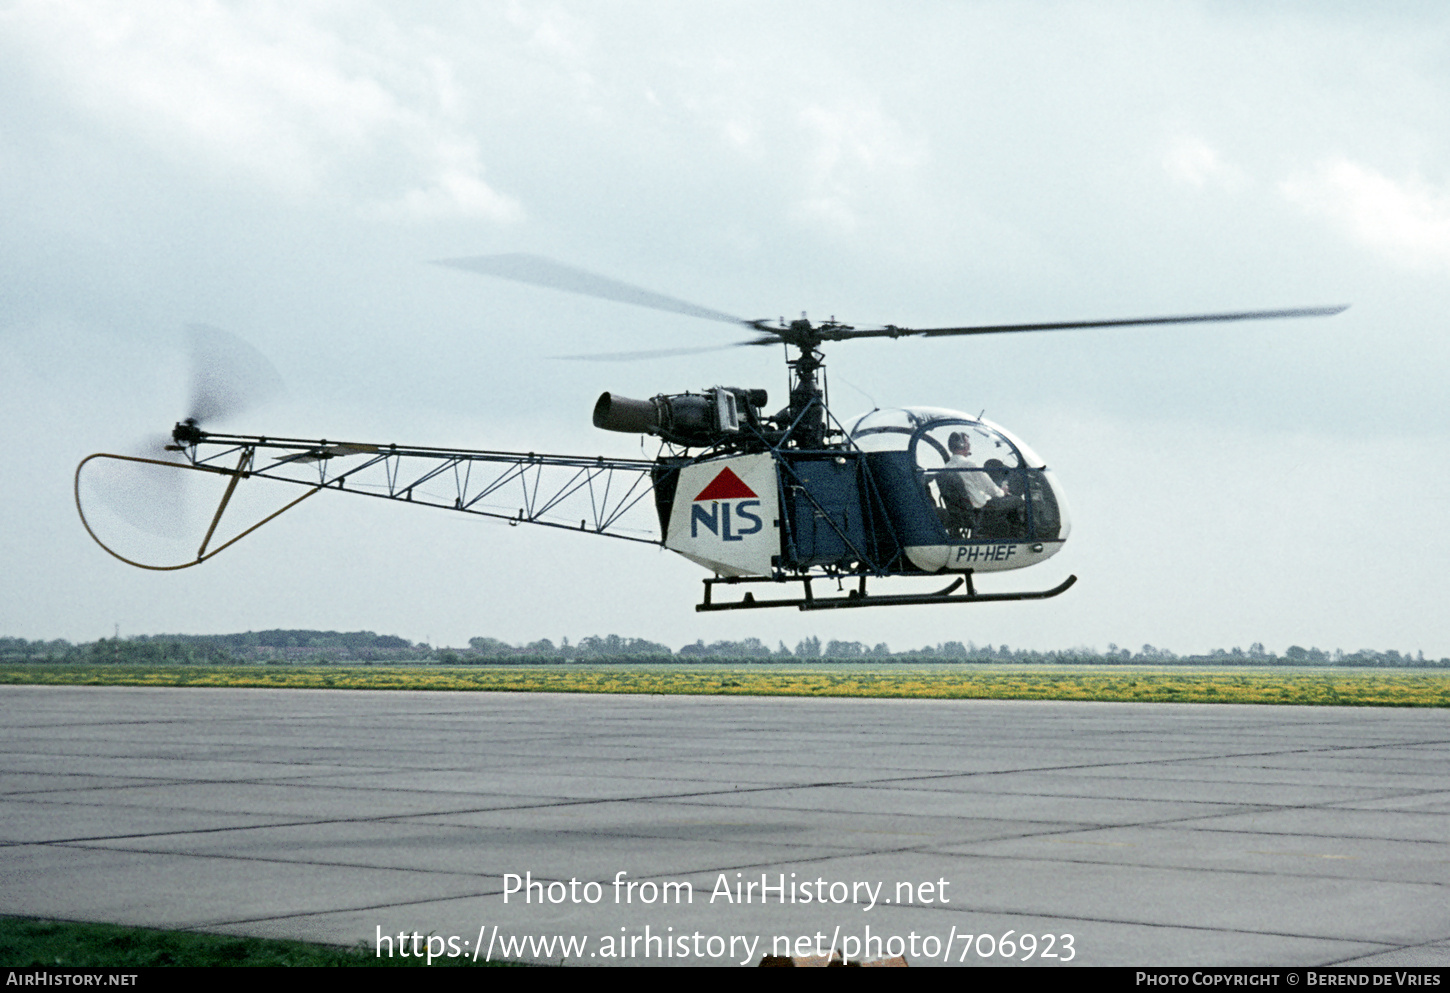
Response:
[[74, 452, 322, 571]]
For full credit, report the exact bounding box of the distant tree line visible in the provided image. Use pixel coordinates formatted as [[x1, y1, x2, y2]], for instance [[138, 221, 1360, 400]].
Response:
[[0, 630, 423, 665], [1, 632, 1445, 668]]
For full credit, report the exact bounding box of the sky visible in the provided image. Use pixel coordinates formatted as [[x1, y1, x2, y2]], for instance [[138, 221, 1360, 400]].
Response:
[[3, 1, 1448, 656]]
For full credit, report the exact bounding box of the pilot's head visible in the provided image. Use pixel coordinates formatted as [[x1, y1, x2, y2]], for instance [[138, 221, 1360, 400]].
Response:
[[948, 432, 971, 456]]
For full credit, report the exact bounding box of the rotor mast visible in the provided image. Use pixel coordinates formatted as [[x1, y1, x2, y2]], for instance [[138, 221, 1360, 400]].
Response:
[[779, 315, 849, 450]]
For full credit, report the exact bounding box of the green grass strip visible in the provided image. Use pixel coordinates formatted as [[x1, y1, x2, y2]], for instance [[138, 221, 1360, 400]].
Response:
[[0, 917, 518, 968], [1, 663, 1447, 706]]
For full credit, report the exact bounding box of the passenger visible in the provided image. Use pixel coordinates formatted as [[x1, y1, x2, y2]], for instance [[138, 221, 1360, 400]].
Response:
[[977, 457, 1026, 539], [983, 457, 1012, 496]]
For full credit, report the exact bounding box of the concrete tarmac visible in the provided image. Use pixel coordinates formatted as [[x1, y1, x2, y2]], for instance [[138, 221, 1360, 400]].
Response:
[[1, 684, 1446, 967]]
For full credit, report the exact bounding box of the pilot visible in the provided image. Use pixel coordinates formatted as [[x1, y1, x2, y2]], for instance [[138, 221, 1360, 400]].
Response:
[[937, 431, 1006, 535]]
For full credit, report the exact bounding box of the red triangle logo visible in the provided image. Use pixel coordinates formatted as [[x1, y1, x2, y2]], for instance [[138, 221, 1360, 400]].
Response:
[[694, 467, 758, 501]]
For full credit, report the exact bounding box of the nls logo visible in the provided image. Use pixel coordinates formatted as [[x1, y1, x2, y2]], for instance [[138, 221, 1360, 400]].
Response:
[[690, 467, 764, 542]]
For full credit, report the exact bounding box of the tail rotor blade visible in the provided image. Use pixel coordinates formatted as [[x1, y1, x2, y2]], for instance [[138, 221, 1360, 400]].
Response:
[[187, 324, 287, 424], [88, 436, 188, 538]]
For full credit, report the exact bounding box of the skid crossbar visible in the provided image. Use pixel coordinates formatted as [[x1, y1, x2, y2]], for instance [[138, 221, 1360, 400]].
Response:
[[698, 573, 1077, 611]]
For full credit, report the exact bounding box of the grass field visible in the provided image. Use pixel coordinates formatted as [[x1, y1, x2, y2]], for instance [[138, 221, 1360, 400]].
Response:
[[1, 662, 1447, 706], [0, 917, 514, 968]]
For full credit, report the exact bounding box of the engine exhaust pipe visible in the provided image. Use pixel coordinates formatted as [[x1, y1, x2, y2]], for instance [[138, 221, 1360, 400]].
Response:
[[593, 392, 659, 434]]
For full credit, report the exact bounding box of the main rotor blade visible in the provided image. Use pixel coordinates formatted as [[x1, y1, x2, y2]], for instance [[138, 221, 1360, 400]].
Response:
[[552, 340, 764, 362], [437, 254, 757, 329], [858, 304, 1349, 341]]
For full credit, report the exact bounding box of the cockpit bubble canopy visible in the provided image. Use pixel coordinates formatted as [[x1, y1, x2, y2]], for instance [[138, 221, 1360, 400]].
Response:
[[845, 407, 1048, 469]]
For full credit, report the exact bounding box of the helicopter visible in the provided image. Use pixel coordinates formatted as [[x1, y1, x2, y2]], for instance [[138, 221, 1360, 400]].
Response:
[[75, 255, 1347, 611]]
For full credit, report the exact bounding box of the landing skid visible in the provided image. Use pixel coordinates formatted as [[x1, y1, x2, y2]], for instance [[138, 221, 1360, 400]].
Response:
[[696, 572, 1077, 612]]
